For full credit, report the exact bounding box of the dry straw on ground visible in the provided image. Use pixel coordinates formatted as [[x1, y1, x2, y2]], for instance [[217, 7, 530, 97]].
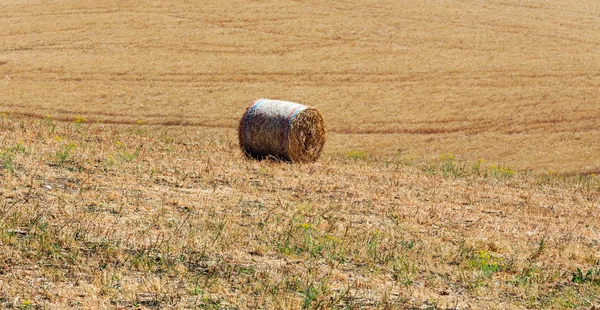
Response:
[[238, 99, 326, 162]]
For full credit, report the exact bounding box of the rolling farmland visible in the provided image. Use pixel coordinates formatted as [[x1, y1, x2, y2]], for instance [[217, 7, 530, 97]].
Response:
[[1, 0, 600, 308], [1, 0, 599, 173]]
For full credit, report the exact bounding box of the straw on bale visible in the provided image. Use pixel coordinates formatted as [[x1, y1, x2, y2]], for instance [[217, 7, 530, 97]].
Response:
[[238, 99, 326, 162]]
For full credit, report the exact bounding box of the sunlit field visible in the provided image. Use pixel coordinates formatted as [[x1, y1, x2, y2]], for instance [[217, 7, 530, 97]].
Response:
[[1, 0, 599, 173], [1, 0, 599, 308]]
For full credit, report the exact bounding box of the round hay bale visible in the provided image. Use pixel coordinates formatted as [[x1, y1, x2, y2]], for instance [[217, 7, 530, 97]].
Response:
[[238, 99, 326, 162]]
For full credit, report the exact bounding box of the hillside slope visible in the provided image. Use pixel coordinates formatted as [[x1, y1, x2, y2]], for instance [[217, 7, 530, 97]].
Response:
[[1, 0, 599, 173], [1, 118, 599, 308]]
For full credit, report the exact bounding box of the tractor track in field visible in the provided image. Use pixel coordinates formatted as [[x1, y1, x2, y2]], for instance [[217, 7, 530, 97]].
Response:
[[1, 0, 599, 172], [3, 67, 599, 88], [5, 108, 600, 137]]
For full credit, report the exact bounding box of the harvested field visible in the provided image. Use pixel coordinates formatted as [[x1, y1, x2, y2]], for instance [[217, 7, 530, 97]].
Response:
[[0, 118, 599, 308], [0, 0, 598, 173], [0, 0, 600, 309]]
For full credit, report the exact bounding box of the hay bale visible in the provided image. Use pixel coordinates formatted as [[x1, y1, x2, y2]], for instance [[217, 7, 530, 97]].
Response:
[[238, 99, 326, 162]]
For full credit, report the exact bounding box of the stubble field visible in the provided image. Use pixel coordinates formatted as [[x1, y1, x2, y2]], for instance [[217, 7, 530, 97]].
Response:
[[1, 0, 599, 173], [1, 0, 600, 308]]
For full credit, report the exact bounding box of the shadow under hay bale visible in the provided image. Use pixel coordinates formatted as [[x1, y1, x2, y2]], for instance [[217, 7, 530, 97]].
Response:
[[238, 99, 327, 163]]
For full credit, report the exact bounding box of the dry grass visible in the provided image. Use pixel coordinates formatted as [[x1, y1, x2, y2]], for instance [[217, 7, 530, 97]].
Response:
[[1, 0, 600, 308], [0, 117, 599, 309]]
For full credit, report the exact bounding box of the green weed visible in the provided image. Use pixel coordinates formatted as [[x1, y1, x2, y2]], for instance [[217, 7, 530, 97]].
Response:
[[115, 151, 138, 162], [572, 267, 600, 285], [1, 149, 15, 172], [345, 151, 368, 160], [73, 115, 86, 124], [425, 153, 467, 177], [301, 279, 332, 309], [439, 153, 467, 177], [489, 164, 515, 179], [425, 154, 516, 180], [392, 256, 417, 286], [277, 220, 342, 262], [18, 300, 34, 310], [1, 144, 26, 173], [468, 250, 505, 277], [56, 143, 76, 165]]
